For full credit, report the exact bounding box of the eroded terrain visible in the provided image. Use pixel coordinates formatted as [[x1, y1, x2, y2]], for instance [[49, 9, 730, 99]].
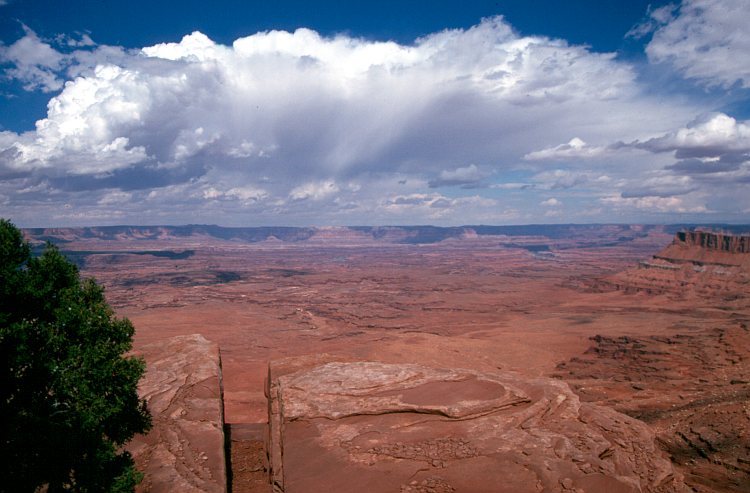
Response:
[[25, 225, 750, 492]]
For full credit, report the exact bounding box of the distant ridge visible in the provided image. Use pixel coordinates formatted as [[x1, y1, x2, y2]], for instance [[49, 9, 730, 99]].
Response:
[[22, 224, 750, 246], [23, 225, 317, 244]]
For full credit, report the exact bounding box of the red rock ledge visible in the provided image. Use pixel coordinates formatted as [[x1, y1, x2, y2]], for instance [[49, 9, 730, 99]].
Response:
[[266, 356, 686, 493], [128, 334, 227, 493]]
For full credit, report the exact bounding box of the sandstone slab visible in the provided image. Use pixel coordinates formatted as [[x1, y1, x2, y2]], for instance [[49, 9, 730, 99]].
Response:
[[128, 334, 227, 493], [267, 358, 685, 493]]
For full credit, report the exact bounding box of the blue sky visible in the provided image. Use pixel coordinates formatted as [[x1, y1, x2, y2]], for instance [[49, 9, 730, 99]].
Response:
[[1, 0, 749, 227]]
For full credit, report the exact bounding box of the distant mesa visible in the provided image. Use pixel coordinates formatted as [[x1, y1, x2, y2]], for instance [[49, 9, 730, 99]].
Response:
[[658, 229, 750, 264], [590, 229, 750, 299], [676, 230, 750, 253], [645, 228, 750, 272]]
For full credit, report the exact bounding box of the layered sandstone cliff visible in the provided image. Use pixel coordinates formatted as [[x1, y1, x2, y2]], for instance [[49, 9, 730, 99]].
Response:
[[589, 230, 750, 299], [656, 230, 750, 266], [674, 230, 750, 254]]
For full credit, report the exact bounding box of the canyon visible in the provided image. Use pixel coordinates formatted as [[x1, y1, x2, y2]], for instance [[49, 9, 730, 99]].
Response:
[[23, 224, 750, 492]]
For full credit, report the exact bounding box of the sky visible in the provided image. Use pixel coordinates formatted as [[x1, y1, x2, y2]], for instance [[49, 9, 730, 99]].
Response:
[[0, 0, 749, 227]]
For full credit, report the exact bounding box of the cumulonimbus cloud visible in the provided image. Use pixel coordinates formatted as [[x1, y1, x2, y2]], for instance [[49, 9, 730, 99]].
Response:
[[0, 11, 746, 225]]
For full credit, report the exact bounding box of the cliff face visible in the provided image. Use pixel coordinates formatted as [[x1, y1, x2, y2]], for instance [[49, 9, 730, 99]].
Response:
[[590, 230, 750, 300], [655, 230, 750, 268], [675, 230, 750, 254]]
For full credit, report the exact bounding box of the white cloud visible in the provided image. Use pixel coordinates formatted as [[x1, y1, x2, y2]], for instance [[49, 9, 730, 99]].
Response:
[[97, 190, 133, 205], [627, 113, 750, 204], [203, 185, 268, 203], [524, 137, 608, 161], [378, 193, 499, 221], [637, 113, 750, 156], [490, 182, 530, 190], [62, 33, 96, 48], [646, 0, 750, 88], [0, 27, 130, 92], [600, 194, 707, 213], [0, 19, 669, 176], [626, 4, 678, 39], [621, 174, 696, 198], [0, 26, 66, 92], [531, 169, 590, 190], [289, 180, 339, 201], [429, 164, 488, 188], [6, 61, 151, 173], [540, 198, 561, 207]]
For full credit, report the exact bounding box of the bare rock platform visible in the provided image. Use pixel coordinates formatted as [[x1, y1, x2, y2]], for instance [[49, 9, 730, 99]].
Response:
[[128, 334, 227, 493], [267, 356, 686, 493]]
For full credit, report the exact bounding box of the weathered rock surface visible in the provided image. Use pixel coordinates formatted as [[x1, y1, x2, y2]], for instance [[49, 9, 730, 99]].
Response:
[[128, 334, 227, 493], [267, 357, 685, 493]]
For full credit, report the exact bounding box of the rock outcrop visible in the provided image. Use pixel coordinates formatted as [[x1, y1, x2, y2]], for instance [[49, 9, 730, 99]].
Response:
[[658, 230, 750, 265], [589, 230, 750, 299], [128, 334, 227, 493], [266, 356, 685, 493], [674, 230, 750, 255]]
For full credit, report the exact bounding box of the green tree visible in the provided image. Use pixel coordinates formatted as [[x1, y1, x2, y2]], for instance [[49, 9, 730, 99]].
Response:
[[0, 219, 151, 492]]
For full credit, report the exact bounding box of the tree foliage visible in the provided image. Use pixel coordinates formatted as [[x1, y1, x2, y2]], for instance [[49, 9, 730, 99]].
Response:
[[0, 219, 151, 492]]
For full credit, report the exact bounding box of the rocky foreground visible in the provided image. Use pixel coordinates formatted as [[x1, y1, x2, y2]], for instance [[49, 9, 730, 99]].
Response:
[[124, 337, 689, 493], [127, 334, 227, 493], [267, 356, 685, 493]]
